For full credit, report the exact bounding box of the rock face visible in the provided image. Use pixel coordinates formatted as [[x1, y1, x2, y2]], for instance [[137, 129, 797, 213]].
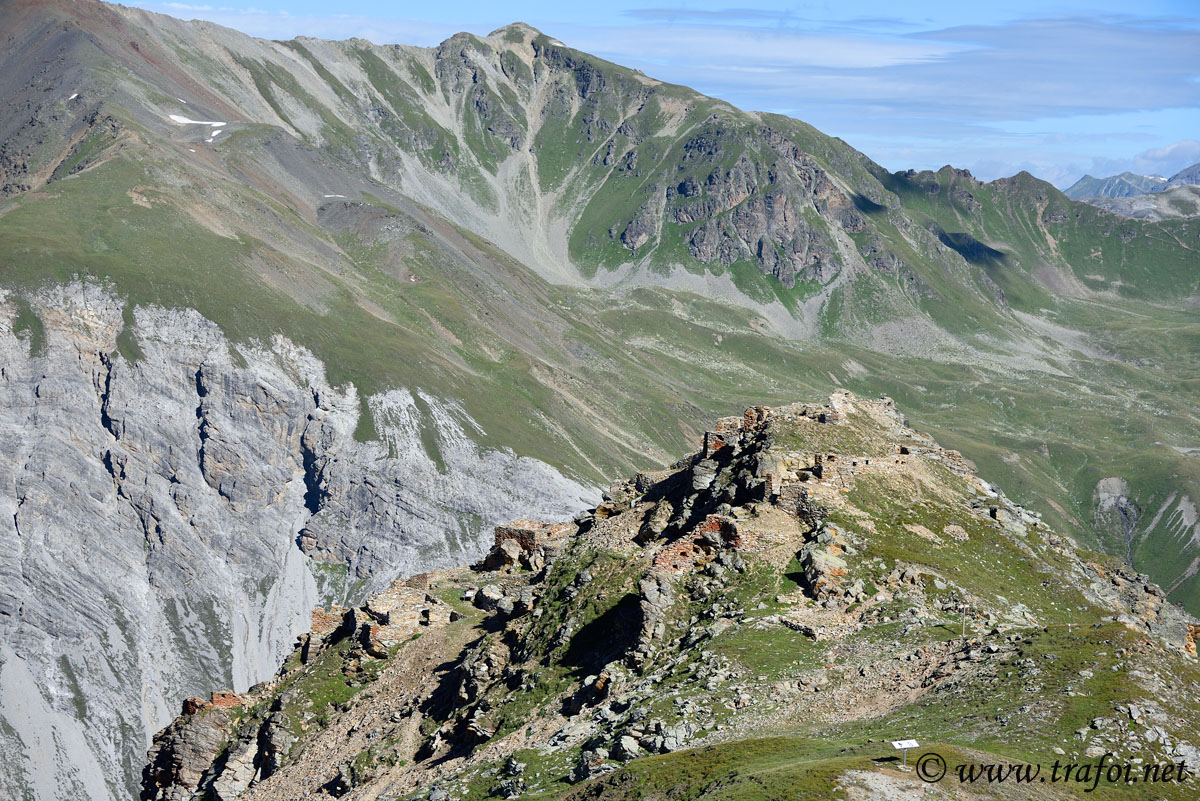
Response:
[[0, 284, 593, 801], [612, 131, 864, 287], [667, 138, 863, 286], [143, 702, 242, 801]]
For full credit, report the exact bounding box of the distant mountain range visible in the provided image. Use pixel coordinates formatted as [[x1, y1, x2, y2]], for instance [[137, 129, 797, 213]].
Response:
[[1065, 163, 1200, 200], [1063, 163, 1200, 220], [1063, 171, 1168, 200]]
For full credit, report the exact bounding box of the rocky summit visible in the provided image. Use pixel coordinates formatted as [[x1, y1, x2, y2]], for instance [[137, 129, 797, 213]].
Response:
[[143, 394, 1200, 801]]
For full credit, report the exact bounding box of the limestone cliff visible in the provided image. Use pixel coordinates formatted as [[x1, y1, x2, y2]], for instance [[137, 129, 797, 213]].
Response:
[[0, 283, 593, 801]]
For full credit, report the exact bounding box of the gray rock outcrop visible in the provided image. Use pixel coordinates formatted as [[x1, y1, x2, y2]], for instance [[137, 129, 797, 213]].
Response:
[[0, 283, 594, 801]]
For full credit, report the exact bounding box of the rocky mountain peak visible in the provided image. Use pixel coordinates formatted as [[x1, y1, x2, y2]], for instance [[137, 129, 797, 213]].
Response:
[[486, 22, 543, 43], [1166, 161, 1200, 188]]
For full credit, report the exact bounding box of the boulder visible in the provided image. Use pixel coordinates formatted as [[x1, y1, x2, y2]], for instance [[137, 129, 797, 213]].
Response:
[[474, 584, 505, 611], [691, 460, 718, 492], [613, 735, 641, 761]]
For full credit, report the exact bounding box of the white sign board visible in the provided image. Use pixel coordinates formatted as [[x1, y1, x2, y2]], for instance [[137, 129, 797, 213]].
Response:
[[891, 740, 919, 750]]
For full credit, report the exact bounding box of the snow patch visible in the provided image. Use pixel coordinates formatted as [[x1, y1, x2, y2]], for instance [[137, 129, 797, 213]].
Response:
[[68, 93, 79, 100], [322, 194, 346, 198], [167, 114, 226, 127]]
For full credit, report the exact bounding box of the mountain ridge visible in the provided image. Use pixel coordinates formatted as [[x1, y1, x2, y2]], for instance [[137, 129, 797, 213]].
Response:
[[1063, 163, 1200, 219], [1167, 161, 1200, 188], [1063, 171, 1167, 200]]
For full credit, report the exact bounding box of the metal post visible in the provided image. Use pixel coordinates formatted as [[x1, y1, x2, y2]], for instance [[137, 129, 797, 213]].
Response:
[[903, 748, 908, 768]]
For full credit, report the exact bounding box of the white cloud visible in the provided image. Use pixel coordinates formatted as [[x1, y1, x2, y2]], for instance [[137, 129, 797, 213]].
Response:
[[1138, 139, 1200, 164]]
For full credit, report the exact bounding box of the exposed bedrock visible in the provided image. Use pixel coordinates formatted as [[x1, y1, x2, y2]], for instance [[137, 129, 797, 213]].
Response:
[[0, 282, 594, 801]]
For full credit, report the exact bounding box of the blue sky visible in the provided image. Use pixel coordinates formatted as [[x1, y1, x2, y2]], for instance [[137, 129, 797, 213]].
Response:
[[132, 1, 1200, 187]]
